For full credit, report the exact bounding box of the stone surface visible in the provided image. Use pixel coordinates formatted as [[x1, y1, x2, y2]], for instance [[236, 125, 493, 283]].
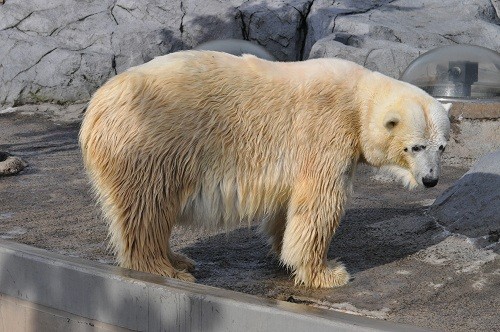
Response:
[[3, 112, 500, 331], [0, 0, 313, 107], [2, 0, 500, 107], [445, 117, 500, 167], [307, 0, 500, 78], [237, 0, 313, 61], [309, 35, 420, 79], [430, 150, 500, 243], [440, 101, 500, 167], [1, 2, 499, 329], [0, 152, 27, 176], [0, 103, 87, 123]]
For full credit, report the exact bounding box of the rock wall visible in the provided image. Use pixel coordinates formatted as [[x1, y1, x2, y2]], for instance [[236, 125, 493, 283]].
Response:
[[0, 0, 313, 106], [1, 0, 500, 107], [430, 150, 500, 244], [307, 0, 500, 78]]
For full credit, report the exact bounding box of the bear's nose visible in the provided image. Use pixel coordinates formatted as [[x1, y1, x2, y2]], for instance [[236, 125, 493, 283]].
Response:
[[422, 177, 438, 188]]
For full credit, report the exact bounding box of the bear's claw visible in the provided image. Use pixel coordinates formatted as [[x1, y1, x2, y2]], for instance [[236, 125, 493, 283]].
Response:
[[170, 252, 196, 272]]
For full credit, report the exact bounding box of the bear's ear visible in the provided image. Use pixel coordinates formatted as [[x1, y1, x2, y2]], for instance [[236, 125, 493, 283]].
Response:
[[441, 102, 452, 115], [383, 111, 400, 130]]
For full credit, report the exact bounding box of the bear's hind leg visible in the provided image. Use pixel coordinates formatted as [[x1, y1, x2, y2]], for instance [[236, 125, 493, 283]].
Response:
[[106, 184, 195, 282], [260, 208, 287, 256], [117, 226, 195, 282]]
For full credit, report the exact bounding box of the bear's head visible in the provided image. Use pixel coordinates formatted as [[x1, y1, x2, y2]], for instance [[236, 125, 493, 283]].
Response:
[[359, 73, 451, 189]]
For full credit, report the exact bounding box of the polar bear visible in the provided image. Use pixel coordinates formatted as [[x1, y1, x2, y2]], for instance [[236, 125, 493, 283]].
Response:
[[79, 51, 451, 288]]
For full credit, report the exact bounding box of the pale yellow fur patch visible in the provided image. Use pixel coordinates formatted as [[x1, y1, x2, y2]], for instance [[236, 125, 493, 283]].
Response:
[[80, 51, 449, 288]]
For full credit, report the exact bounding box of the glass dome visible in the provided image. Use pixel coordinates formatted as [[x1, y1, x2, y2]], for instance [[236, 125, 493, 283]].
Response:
[[401, 45, 500, 100], [195, 39, 275, 61]]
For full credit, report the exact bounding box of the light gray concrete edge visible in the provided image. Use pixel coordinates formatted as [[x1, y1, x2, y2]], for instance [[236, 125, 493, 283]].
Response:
[[0, 239, 431, 332]]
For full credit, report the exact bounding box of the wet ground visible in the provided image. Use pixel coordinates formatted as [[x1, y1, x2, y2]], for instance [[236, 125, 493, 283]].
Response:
[[1, 112, 499, 332]]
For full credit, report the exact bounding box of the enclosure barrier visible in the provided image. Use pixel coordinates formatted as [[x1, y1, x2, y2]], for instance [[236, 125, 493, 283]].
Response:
[[0, 240, 429, 331]]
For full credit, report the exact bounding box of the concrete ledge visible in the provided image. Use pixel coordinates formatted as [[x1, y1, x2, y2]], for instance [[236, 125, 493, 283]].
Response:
[[448, 100, 500, 120], [444, 100, 500, 167], [0, 240, 429, 331], [0, 293, 129, 332]]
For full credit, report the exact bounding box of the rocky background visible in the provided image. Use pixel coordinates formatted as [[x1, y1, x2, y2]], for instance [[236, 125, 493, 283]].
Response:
[[1, 3, 499, 330], [1, 0, 500, 108]]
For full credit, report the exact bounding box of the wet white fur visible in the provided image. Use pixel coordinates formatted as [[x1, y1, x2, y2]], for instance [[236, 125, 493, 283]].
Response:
[[80, 51, 451, 288]]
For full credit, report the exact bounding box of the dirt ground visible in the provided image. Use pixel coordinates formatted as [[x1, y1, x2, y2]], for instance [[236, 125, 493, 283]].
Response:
[[1, 112, 499, 332]]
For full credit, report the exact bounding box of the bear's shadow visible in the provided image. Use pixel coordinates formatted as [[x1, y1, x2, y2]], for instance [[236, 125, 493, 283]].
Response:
[[179, 205, 442, 290]]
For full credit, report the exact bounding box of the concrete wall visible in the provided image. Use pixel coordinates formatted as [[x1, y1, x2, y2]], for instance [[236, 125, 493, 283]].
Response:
[[445, 100, 500, 167], [0, 240, 429, 332]]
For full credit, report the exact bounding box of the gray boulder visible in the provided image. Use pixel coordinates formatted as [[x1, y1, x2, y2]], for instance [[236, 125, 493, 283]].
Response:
[[236, 0, 313, 61], [0, 0, 313, 107], [309, 35, 420, 78], [0, 0, 183, 106], [307, 0, 500, 77], [0, 152, 27, 176], [430, 151, 500, 245], [1, 0, 500, 107]]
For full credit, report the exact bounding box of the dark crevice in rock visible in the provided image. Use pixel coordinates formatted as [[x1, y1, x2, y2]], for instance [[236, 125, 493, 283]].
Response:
[[76, 12, 101, 23], [47, 10, 110, 38], [491, 0, 500, 21], [2, 11, 34, 31], [296, 0, 314, 60], [237, 9, 250, 40], [115, 4, 133, 16], [179, 0, 185, 35], [440, 33, 460, 44], [12, 86, 26, 107], [111, 54, 117, 75], [363, 48, 376, 67], [0, 152, 10, 163], [48, 26, 59, 36], [109, 0, 119, 25], [10, 48, 57, 85]]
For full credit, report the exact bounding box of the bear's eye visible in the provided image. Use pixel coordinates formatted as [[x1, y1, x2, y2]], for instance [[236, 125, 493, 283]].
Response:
[[439, 145, 446, 152], [404, 147, 408, 152], [411, 145, 421, 152]]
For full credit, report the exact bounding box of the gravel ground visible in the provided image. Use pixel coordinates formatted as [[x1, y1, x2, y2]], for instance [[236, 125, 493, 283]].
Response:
[[1, 112, 498, 332]]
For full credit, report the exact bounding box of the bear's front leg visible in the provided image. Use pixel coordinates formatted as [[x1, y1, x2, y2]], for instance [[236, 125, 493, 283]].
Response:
[[280, 177, 350, 288]]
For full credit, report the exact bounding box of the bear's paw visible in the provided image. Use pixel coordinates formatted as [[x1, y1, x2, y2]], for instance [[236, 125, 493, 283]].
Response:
[[295, 260, 350, 288], [169, 252, 196, 272]]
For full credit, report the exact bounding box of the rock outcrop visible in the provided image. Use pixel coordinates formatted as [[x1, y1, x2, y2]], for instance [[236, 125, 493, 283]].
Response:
[[307, 0, 500, 78], [430, 150, 500, 248], [0, 0, 313, 106], [1, 0, 499, 106], [0, 151, 27, 176]]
